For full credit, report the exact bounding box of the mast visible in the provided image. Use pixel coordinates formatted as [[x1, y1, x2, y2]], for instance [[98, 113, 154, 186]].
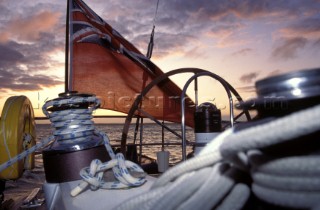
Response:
[[65, 0, 73, 92]]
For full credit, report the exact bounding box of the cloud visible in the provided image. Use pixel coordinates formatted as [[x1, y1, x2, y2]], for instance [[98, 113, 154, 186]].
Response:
[[278, 16, 320, 42], [149, 32, 197, 58], [0, 0, 319, 95], [0, 11, 61, 43], [288, 17, 320, 35], [0, 68, 63, 91], [157, 0, 318, 52], [1, 37, 64, 72], [231, 48, 253, 57], [271, 11, 320, 60], [207, 24, 244, 38], [267, 69, 284, 77], [313, 38, 320, 52], [271, 37, 308, 60], [235, 85, 256, 93], [0, 40, 64, 92], [158, 0, 320, 23], [0, 44, 24, 66], [239, 72, 259, 84], [91, 0, 320, 58], [0, 2, 66, 94]]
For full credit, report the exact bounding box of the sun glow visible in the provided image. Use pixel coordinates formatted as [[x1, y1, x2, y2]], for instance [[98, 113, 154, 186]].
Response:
[[49, 51, 65, 62]]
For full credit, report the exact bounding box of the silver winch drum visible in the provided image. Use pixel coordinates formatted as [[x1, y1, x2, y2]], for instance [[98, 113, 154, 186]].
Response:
[[42, 91, 110, 183], [238, 68, 320, 118]]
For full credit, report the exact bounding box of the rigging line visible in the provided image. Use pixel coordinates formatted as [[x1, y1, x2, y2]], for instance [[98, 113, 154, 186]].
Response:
[[152, 0, 160, 26], [139, 0, 159, 148], [146, 0, 160, 59]]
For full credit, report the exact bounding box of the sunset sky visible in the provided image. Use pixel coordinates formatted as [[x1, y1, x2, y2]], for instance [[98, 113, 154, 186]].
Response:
[[0, 0, 320, 118]]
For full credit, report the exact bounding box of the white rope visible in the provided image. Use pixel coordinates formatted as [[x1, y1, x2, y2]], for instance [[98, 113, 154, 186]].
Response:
[[215, 183, 250, 210], [149, 128, 232, 189], [219, 104, 320, 159], [71, 130, 146, 196], [0, 136, 54, 172], [42, 95, 146, 196], [42, 96, 99, 145], [115, 104, 320, 210]]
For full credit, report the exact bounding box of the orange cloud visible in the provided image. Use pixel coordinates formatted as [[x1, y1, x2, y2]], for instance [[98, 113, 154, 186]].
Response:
[[239, 72, 259, 84], [0, 32, 10, 43], [2, 11, 61, 42], [276, 17, 320, 40], [205, 23, 247, 48], [231, 48, 253, 57], [271, 37, 307, 60]]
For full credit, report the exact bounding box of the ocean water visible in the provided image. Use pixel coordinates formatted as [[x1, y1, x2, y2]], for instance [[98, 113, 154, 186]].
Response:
[[36, 123, 195, 163], [2, 123, 194, 209]]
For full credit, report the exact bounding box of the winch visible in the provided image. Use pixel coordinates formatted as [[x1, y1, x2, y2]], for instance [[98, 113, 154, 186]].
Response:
[[41, 91, 147, 210], [42, 91, 110, 183], [239, 68, 320, 118]]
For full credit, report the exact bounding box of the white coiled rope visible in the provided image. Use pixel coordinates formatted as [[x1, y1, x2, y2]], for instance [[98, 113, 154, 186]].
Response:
[[115, 104, 320, 210], [42, 96, 99, 145], [42, 95, 146, 196]]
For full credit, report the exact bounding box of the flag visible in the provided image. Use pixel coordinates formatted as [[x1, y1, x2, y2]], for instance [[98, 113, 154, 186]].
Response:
[[69, 0, 195, 127]]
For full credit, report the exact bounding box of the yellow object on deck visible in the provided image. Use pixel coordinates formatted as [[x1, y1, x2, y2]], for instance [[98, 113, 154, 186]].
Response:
[[0, 96, 36, 180]]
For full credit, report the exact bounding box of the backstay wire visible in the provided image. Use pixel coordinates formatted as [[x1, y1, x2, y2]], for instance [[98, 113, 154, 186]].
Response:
[[132, 0, 161, 161]]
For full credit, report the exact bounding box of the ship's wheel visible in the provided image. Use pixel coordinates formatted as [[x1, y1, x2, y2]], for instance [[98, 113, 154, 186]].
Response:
[[120, 68, 251, 160]]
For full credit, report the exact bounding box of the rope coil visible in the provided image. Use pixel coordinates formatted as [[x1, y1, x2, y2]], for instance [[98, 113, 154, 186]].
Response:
[[115, 104, 320, 210], [42, 96, 100, 145]]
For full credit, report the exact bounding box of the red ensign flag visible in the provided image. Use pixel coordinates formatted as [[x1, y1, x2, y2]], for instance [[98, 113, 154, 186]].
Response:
[[70, 0, 195, 127]]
